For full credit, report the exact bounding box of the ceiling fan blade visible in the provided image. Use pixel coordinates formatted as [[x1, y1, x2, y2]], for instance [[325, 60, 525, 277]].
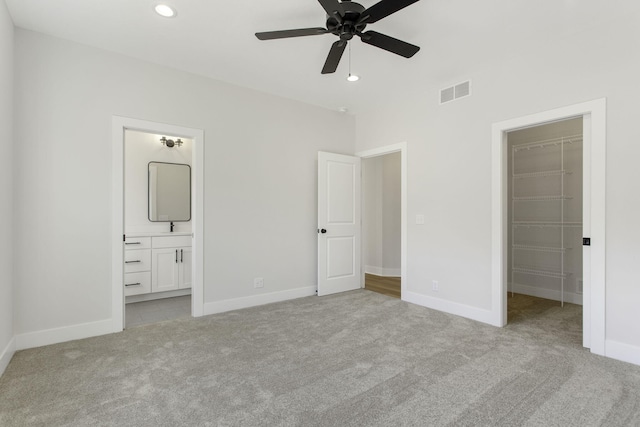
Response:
[[255, 28, 328, 40], [359, 30, 420, 58], [318, 0, 344, 23], [321, 40, 347, 74], [358, 0, 421, 24]]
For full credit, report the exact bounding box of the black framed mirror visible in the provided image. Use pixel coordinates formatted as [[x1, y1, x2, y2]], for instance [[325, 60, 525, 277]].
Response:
[[148, 161, 191, 222]]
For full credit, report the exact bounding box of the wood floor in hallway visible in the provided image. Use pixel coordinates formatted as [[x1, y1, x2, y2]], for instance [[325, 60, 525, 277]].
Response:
[[364, 273, 401, 299]]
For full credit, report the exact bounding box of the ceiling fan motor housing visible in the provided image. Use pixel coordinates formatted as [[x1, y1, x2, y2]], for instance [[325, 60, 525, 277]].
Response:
[[326, 2, 367, 40]]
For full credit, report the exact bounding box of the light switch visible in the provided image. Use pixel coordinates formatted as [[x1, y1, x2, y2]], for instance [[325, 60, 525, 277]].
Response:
[[416, 214, 425, 225]]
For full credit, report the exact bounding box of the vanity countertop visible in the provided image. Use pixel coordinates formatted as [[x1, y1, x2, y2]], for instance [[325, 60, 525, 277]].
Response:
[[126, 231, 192, 238]]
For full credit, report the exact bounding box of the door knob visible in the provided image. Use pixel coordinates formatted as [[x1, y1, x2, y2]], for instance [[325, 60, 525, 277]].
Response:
[[320, 229, 327, 234]]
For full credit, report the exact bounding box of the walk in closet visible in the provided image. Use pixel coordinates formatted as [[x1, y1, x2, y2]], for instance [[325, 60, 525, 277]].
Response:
[[507, 118, 583, 306]]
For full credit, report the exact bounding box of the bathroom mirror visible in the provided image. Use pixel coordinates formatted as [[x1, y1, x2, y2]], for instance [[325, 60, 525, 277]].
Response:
[[148, 162, 191, 222]]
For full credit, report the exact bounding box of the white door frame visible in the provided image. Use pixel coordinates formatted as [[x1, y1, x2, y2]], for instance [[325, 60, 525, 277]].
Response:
[[356, 142, 407, 298], [491, 99, 606, 355], [111, 116, 205, 332]]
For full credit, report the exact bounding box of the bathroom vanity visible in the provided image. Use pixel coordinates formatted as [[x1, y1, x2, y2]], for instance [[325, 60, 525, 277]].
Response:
[[124, 232, 192, 302]]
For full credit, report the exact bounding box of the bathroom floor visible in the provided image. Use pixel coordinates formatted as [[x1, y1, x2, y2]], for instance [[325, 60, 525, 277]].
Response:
[[125, 295, 191, 328]]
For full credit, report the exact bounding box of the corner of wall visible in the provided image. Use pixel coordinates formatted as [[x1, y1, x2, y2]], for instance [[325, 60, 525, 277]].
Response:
[[0, 0, 15, 378], [0, 337, 15, 377]]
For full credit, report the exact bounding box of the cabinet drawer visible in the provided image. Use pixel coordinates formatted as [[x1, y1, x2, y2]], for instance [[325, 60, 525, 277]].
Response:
[[124, 272, 151, 296], [152, 235, 191, 249], [124, 236, 151, 250], [124, 249, 151, 273]]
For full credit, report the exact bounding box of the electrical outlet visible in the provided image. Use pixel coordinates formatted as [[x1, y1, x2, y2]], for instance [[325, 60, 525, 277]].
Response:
[[432, 280, 439, 291], [254, 277, 264, 289], [416, 214, 425, 225]]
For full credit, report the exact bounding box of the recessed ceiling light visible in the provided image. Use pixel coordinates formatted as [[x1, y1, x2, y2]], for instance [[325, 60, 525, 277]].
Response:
[[347, 74, 360, 82], [155, 4, 176, 18]]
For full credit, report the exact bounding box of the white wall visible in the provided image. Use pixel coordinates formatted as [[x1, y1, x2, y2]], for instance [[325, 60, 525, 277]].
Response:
[[0, 0, 14, 374], [362, 153, 401, 276], [355, 7, 640, 356], [382, 153, 401, 271], [13, 30, 355, 339], [124, 130, 192, 234], [363, 157, 383, 271]]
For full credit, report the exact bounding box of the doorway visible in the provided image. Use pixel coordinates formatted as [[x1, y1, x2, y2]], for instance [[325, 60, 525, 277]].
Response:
[[491, 99, 606, 355], [316, 143, 407, 299], [506, 118, 583, 342], [111, 116, 204, 332], [357, 143, 407, 299], [362, 152, 402, 298], [123, 130, 193, 328]]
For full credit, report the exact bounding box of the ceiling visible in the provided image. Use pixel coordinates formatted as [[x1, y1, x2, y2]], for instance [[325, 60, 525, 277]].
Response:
[[5, 0, 636, 114]]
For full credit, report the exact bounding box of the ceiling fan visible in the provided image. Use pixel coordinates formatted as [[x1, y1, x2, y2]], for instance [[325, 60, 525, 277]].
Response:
[[255, 0, 422, 74]]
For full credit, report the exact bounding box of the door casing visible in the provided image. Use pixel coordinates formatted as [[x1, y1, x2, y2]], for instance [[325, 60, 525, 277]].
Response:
[[491, 99, 606, 355], [111, 116, 205, 331]]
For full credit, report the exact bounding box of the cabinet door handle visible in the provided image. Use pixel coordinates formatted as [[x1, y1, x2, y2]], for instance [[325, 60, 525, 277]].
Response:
[[125, 242, 141, 245], [125, 283, 141, 287], [125, 260, 141, 264], [175, 249, 178, 263], [181, 249, 183, 263]]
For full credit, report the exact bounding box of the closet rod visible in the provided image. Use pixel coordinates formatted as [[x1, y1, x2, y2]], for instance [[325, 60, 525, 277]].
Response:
[[513, 170, 572, 179], [512, 221, 582, 227], [512, 134, 582, 152]]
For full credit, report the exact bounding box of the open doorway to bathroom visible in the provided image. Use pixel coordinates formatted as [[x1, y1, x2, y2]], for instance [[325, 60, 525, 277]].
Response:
[[123, 130, 193, 328], [506, 118, 583, 344]]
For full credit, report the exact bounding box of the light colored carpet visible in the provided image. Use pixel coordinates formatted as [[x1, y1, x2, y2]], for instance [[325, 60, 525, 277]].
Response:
[[1, 290, 639, 426]]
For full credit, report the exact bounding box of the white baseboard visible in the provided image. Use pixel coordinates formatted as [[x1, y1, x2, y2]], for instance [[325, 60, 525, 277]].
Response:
[[0, 337, 16, 377], [365, 265, 401, 277], [510, 283, 583, 305], [606, 340, 640, 366], [403, 291, 498, 326], [15, 319, 115, 351], [203, 286, 317, 316]]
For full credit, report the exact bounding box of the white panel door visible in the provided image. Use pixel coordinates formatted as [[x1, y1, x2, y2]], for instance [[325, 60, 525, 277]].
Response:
[[318, 151, 361, 296]]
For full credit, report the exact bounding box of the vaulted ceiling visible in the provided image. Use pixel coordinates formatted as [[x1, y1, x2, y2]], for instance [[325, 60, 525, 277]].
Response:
[[6, 0, 637, 114]]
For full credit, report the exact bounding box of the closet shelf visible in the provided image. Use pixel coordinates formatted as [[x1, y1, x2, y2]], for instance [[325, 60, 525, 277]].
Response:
[[512, 266, 571, 279], [512, 221, 582, 228], [513, 195, 572, 201], [512, 134, 583, 152], [513, 170, 572, 179], [510, 132, 582, 308], [512, 244, 570, 253]]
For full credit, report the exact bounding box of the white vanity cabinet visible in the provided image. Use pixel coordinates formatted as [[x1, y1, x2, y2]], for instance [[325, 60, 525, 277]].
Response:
[[151, 235, 192, 293], [123, 236, 152, 296]]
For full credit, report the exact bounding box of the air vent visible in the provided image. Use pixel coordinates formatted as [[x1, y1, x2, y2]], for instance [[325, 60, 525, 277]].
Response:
[[440, 86, 455, 104], [440, 80, 471, 104]]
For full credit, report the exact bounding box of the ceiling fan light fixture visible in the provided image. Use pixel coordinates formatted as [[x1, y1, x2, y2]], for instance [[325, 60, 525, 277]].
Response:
[[347, 74, 360, 82], [154, 4, 176, 18], [254, 0, 422, 75]]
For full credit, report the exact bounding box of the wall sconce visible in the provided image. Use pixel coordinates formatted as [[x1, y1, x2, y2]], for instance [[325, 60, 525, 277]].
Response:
[[160, 136, 183, 148]]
